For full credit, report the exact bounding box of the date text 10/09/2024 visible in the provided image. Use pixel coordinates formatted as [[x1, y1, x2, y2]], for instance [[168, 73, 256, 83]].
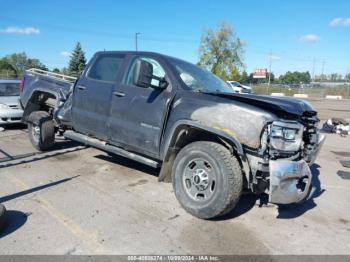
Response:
[[127, 255, 220, 261]]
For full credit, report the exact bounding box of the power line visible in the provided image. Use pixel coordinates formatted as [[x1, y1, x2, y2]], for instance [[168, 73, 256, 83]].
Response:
[[0, 15, 198, 44]]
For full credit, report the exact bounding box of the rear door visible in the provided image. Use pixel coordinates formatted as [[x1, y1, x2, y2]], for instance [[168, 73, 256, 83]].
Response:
[[108, 55, 173, 158], [72, 53, 125, 139]]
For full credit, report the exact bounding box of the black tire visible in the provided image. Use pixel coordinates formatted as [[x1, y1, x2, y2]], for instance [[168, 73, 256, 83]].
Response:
[[28, 111, 55, 151], [172, 141, 243, 219], [0, 204, 6, 232]]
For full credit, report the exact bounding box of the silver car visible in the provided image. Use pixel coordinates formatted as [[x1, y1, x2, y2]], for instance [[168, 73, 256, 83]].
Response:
[[0, 79, 23, 125]]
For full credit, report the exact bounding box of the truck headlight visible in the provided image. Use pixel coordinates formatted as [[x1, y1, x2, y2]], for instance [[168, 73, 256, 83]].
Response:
[[269, 121, 304, 151]]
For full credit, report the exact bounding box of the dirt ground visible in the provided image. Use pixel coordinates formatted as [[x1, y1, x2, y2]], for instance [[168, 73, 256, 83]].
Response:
[[0, 99, 349, 255]]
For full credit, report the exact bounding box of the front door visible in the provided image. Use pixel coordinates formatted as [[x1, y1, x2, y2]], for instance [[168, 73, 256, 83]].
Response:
[[108, 55, 172, 158]]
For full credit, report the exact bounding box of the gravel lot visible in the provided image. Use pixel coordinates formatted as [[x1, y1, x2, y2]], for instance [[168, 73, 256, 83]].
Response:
[[0, 99, 349, 255]]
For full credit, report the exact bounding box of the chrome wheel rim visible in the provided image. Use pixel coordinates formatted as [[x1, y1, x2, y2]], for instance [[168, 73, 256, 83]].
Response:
[[182, 158, 217, 201], [32, 124, 40, 143]]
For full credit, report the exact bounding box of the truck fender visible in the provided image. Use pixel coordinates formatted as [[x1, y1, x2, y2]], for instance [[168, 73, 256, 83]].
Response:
[[158, 120, 248, 182]]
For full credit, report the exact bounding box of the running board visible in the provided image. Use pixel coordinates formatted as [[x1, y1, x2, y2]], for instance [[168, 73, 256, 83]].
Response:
[[64, 131, 160, 168]]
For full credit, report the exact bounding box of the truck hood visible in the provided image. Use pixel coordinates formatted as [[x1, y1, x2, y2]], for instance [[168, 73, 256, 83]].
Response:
[[207, 92, 316, 118]]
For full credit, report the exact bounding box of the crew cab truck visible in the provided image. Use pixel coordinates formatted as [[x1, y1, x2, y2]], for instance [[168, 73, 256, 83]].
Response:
[[20, 51, 325, 219]]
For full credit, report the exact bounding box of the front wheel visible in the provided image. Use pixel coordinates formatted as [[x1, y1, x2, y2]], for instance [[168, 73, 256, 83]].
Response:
[[172, 141, 243, 219], [28, 111, 55, 151]]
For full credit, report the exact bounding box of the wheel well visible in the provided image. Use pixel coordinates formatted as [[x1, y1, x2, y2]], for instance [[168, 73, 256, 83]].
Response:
[[158, 125, 244, 183], [23, 91, 57, 121]]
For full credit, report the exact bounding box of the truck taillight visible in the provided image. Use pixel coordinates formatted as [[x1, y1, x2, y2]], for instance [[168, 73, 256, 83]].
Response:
[[19, 77, 25, 92]]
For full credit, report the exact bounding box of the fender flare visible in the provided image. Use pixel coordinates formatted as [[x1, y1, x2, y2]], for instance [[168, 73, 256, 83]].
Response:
[[158, 120, 249, 182], [27, 88, 59, 104], [22, 89, 59, 121], [161, 120, 245, 160]]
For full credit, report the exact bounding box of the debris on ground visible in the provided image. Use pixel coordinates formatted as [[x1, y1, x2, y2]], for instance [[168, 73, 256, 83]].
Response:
[[337, 170, 350, 180], [323, 118, 349, 137], [340, 160, 350, 168]]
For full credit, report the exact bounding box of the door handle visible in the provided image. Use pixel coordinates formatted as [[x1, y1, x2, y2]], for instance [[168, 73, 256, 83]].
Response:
[[77, 85, 87, 90], [113, 91, 125, 97]]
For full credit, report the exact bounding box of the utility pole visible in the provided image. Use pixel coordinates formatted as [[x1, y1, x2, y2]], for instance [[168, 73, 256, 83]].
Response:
[[312, 57, 315, 81], [347, 67, 350, 98], [135, 32, 140, 51], [268, 52, 272, 86], [321, 60, 325, 81]]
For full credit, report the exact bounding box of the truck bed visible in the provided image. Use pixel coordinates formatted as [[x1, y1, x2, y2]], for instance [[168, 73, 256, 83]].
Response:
[[20, 68, 77, 109]]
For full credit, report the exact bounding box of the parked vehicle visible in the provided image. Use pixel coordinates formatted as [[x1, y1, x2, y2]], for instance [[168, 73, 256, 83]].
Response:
[[0, 79, 23, 125], [226, 81, 252, 94], [20, 51, 325, 219]]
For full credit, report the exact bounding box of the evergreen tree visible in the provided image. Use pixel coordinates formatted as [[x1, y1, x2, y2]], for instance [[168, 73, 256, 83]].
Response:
[[68, 42, 86, 76]]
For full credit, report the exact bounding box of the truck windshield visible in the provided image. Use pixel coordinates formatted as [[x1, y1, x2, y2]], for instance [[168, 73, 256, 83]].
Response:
[[0, 83, 20, 96], [169, 58, 233, 93]]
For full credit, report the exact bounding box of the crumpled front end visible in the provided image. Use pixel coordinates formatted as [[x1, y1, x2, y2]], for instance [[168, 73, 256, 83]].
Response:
[[269, 160, 312, 204], [268, 133, 325, 204], [245, 113, 325, 205]]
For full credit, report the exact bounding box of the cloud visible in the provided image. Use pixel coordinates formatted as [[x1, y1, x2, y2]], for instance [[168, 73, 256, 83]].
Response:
[[299, 34, 320, 43], [329, 17, 350, 27], [0, 26, 40, 34], [330, 17, 343, 27], [60, 51, 72, 58]]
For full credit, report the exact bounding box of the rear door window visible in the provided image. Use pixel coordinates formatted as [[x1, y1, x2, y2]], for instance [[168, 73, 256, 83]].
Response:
[[87, 54, 125, 82]]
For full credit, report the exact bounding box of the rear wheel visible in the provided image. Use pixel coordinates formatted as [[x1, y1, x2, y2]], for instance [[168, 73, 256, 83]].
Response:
[[28, 111, 55, 151], [172, 141, 243, 219]]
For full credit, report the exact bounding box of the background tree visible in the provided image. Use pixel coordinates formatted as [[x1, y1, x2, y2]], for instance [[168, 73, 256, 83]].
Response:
[[239, 71, 249, 83], [3, 52, 47, 77], [279, 71, 311, 84], [0, 59, 17, 78], [61, 67, 70, 75], [345, 73, 350, 82], [198, 22, 244, 81], [68, 42, 87, 76]]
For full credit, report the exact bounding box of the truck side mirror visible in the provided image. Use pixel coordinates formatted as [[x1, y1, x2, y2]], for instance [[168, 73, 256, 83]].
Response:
[[133, 59, 168, 89], [133, 60, 153, 88]]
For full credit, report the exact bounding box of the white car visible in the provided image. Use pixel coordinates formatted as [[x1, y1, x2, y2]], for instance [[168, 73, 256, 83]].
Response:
[[0, 79, 23, 125], [226, 81, 252, 94]]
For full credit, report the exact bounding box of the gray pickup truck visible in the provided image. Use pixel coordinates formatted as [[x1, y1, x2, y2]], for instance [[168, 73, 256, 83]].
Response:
[[20, 51, 325, 219]]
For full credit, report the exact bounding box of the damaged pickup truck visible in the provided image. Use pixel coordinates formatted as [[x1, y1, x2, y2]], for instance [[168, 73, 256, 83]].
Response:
[[20, 51, 325, 219]]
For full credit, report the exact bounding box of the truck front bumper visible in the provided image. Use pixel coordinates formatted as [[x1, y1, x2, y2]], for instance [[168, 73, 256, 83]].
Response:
[[268, 134, 325, 204], [269, 159, 312, 204]]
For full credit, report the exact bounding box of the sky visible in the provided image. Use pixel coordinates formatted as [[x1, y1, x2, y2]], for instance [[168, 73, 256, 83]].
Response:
[[0, 0, 349, 76]]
